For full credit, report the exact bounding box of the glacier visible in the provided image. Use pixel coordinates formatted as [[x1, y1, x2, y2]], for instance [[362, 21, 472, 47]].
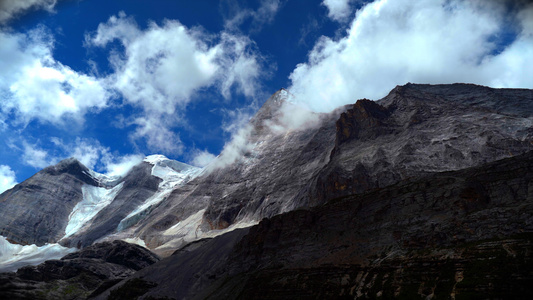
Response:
[[117, 155, 201, 231], [63, 182, 125, 239]]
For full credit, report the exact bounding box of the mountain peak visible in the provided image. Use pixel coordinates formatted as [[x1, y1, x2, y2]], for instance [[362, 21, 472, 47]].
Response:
[[42, 157, 88, 176], [250, 88, 296, 127]]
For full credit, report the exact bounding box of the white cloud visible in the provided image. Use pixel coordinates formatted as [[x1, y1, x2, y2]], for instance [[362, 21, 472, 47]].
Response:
[[289, 0, 533, 112], [0, 27, 110, 126], [190, 149, 217, 167], [67, 138, 106, 170], [52, 137, 144, 176], [0, 165, 17, 193], [101, 154, 144, 177], [223, 0, 281, 33], [130, 116, 184, 155], [322, 0, 353, 21], [207, 125, 254, 171], [86, 12, 265, 154], [21, 137, 143, 178], [23, 138, 105, 169], [0, 0, 57, 24], [22, 142, 56, 168]]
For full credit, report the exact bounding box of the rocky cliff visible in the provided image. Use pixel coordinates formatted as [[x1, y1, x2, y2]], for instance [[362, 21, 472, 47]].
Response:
[[132, 83, 533, 253], [97, 150, 533, 299], [0, 158, 98, 245], [0, 240, 159, 299]]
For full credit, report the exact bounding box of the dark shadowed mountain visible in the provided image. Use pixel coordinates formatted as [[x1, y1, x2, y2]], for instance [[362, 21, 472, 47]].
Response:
[[96, 150, 533, 299]]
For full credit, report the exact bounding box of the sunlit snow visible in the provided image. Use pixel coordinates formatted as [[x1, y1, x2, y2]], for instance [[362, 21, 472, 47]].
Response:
[[0, 236, 76, 273], [63, 182, 125, 238], [117, 155, 201, 231]]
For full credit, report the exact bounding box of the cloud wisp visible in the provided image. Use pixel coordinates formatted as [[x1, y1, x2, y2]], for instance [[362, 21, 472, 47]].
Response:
[[19, 137, 143, 178], [290, 0, 533, 112], [0, 0, 58, 24], [221, 0, 282, 34]]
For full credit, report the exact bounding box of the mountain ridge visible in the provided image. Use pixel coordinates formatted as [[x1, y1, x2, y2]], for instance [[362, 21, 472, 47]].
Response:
[[1, 82, 532, 277]]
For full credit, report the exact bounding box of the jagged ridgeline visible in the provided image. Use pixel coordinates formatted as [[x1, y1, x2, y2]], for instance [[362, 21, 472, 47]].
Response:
[[1, 83, 533, 299]]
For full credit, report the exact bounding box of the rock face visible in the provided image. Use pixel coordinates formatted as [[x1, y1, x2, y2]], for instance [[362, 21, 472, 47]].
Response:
[[0, 240, 159, 300], [0, 158, 98, 245], [134, 89, 341, 250], [1, 83, 533, 278], [309, 83, 533, 205], [98, 150, 533, 299], [134, 84, 533, 251]]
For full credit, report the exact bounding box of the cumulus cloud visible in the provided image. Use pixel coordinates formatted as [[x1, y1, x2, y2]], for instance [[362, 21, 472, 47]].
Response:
[[0, 27, 110, 126], [86, 12, 264, 154], [289, 0, 533, 112], [190, 149, 217, 167], [322, 0, 353, 21], [0, 0, 57, 24], [0, 165, 17, 193]]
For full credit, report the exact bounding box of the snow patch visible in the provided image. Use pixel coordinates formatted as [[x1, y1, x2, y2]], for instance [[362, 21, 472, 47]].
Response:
[[154, 210, 257, 254], [83, 169, 122, 187], [274, 88, 294, 104], [0, 236, 76, 273], [63, 182, 125, 238], [117, 156, 201, 231], [162, 209, 206, 237]]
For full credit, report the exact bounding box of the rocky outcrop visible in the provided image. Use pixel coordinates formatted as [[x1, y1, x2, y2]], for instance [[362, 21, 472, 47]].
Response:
[[0, 158, 98, 245], [310, 83, 533, 204], [0, 240, 159, 300], [97, 150, 533, 299]]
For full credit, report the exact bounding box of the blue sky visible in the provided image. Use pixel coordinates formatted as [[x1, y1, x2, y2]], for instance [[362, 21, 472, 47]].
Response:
[[0, 0, 532, 192]]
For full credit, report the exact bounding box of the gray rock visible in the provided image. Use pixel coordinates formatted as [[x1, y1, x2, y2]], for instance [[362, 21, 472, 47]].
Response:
[[135, 84, 533, 249], [0, 240, 159, 300], [96, 150, 533, 299], [0, 158, 98, 245]]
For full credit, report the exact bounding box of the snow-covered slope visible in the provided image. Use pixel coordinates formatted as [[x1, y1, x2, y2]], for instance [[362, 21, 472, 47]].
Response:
[[0, 236, 76, 273], [116, 155, 201, 232], [0, 155, 199, 271], [63, 182, 125, 239]]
